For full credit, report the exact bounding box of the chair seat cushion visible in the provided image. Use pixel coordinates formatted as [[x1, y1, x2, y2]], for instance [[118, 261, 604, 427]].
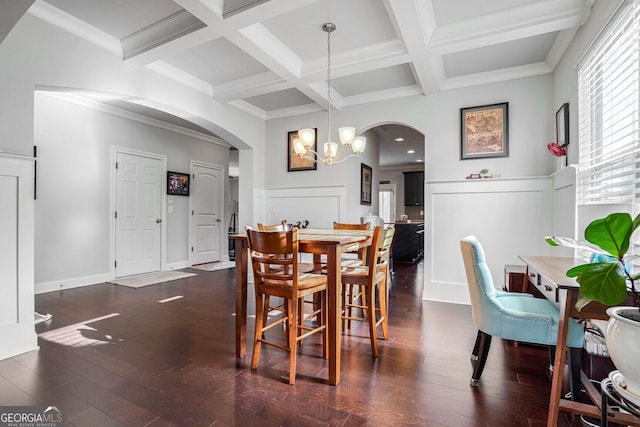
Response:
[[482, 295, 584, 348], [262, 272, 327, 290]]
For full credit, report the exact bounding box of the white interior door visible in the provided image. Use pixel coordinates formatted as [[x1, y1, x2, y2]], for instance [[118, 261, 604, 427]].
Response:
[[115, 152, 162, 277], [190, 162, 223, 265]]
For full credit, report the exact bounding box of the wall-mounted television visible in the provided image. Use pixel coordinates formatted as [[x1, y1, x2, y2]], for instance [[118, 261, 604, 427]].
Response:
[[167, 171, 190, 196]]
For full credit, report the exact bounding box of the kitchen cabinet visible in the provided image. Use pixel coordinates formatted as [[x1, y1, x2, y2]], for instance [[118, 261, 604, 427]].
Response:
[[404, 171, 424, 206], [392, 222, 424, 263]]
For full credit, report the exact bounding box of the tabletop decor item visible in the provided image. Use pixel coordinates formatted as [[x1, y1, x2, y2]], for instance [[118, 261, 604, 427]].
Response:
[[546, 212, 640, 400]]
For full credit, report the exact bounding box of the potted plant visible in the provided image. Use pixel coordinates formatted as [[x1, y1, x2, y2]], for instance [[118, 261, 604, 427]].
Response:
[[546, 212, 640, 403]]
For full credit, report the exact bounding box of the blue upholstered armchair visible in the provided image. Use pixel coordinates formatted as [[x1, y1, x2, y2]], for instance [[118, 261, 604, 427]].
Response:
[[460, 236, 584, 395]]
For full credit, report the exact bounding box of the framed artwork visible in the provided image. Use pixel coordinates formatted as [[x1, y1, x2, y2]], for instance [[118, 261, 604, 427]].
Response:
[[167, 171, 189, 196], [556, 103, 569, 147], [556, 103, 569, 166], [460, 102, 509, 160], [287, 129, 317, 171], [360, 163, 372, 206]]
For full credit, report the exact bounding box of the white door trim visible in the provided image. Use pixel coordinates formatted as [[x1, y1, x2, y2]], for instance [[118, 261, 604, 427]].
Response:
[[110, 146, 167, 279], [189, 160, 225, 266]]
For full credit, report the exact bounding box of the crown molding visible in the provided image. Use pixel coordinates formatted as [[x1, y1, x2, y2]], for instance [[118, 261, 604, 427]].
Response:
[[122, 9, 206, 60], [28, 1, 121, 56]]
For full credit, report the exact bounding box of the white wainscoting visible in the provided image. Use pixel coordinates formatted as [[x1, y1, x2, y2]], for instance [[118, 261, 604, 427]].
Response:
[[263, 185, 347, 229], [423, 177, 553, 305], [551, 166, 577, 258], [0, 153, 38, 360]]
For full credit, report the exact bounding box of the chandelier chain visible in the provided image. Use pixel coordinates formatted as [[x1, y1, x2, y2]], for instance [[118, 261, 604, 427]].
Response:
[[326, 26, 332, 142]]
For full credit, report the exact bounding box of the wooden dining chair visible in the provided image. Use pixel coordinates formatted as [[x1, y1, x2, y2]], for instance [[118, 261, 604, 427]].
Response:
[[257, 222, 321, 330], [246, 227, 328, 384], [340, 225, 395, 357], [257, 221, 289, 231], [333, 221, 370, 267]]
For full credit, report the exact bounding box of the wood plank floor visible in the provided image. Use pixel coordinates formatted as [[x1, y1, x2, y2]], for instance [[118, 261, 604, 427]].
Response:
[[1, 262, 593, 426]]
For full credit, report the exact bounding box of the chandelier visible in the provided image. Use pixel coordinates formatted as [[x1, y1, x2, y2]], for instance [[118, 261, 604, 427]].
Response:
[[293, 23, 366, 167]]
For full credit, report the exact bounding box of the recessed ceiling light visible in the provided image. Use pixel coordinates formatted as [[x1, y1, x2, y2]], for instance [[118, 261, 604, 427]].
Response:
[[395, 137, 404, 142], [407, 149, 415, 154], [416, 159, 423, 162]]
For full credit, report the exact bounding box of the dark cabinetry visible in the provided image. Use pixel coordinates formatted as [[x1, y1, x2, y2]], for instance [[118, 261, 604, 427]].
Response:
[[392, 222, 424, 263], [404, 171, 424, 206]]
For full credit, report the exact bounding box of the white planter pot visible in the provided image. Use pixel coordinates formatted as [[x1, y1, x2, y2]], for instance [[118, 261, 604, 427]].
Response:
[[605, 306, 640, 400]]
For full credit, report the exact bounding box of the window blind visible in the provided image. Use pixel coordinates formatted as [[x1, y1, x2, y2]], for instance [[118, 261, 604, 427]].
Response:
[[577, 0, 640, 205]]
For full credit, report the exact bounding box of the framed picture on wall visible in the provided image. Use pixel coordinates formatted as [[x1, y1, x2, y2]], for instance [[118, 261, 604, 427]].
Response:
[[460, 102, 509, 160], [360, 163, 372, 205], [167, 171, 190, 196], [556, 103, 569, 166], [287, 129, 317, 171]]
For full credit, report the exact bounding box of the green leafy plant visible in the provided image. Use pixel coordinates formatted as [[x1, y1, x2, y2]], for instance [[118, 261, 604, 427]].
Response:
[[546, 212, 640, 310]]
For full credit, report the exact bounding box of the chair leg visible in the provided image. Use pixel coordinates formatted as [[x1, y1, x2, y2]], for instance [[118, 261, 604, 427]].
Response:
[[367, 284, 379, 357], [263, 295, 271, 337], [288, 297, 298, 385], [470, 331, 492, 386], [378, 278, 389, 340], [568, 347, 582, 401], [297, 298, 304, 345], [322, 290, 328, 359], [251, 293, 265, 370], [471, 330, 482, 361], [341, 283, 348, 332]]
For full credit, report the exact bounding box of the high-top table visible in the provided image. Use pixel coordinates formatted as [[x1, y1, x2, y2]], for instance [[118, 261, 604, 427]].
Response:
[[230, 228, 372, 385]]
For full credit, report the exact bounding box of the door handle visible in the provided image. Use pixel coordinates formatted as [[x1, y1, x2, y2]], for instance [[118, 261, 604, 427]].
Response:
[[156, 219, 162, 223], [216, 219, 221, 222]]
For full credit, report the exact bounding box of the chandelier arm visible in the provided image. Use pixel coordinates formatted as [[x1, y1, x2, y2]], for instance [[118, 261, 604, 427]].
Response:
[[330, 152, 360, 165], [299, 149, 327, 164]]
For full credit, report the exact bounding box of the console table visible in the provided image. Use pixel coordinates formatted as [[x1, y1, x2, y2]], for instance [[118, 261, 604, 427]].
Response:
[[519, 256, 640, 426]]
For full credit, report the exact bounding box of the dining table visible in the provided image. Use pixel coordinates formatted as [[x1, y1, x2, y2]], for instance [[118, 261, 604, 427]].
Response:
[[229, 227, 373, 385]]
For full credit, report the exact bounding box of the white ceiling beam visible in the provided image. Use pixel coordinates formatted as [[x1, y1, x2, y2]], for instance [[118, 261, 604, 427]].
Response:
[[342, 85, 424, 108], [430, 0, 589, 55], [545, 27, 579, 71], [121, 10, 206, 60], [385, 0, 439, 94], [213, 72, 289, 101], [441, 62, 552, 91], [125, 26, 221, 66], [301, 39, 410, 81]]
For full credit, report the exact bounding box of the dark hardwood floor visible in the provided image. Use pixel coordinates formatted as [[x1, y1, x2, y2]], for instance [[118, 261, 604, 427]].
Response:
[[1, 262, 592, 426]]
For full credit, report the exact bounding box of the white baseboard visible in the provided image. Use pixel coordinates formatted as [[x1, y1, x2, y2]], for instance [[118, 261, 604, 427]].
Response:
[[36, 272, 110, 294], [0, 322, 39, 360], [166, 261, 189, 270], [422, 281, 470, 305]]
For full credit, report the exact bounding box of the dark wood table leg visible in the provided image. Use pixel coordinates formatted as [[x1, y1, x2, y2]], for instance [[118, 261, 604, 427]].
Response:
[[234, 238, 248, 357]]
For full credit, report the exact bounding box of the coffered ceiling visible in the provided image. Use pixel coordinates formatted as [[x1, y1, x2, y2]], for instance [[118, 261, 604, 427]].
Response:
[[17, 0, 595, 165]]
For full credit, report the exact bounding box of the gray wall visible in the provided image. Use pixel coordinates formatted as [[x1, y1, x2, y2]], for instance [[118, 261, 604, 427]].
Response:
[[34, 92, 230, 291]]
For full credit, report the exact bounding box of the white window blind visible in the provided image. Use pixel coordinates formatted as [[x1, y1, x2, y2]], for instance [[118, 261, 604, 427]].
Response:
[[577, 0, 640, 205]]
